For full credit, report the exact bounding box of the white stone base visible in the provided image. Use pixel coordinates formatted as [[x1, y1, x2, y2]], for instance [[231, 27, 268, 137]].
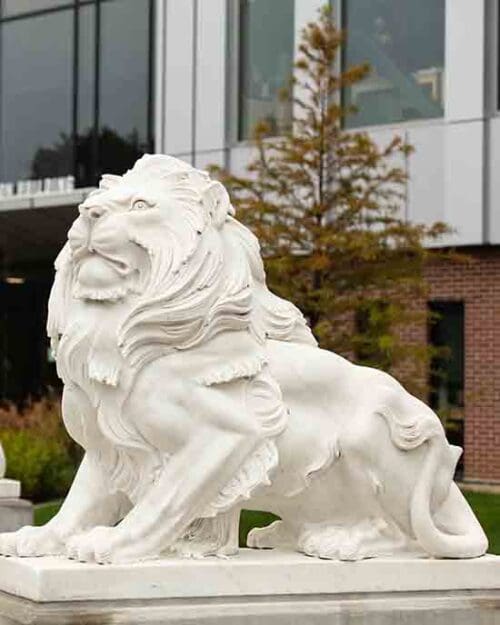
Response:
[[0, 551, 498, 624], [0, 479, 20, 499], [0, 550, 499, 602]]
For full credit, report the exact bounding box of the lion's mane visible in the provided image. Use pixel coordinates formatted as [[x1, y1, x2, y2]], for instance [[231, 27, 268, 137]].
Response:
[[47, 154, 316, 376]]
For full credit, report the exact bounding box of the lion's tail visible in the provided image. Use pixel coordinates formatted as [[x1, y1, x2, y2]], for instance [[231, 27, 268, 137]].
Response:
[[410, 436, 488, 558], [379, 401, 487, 559]]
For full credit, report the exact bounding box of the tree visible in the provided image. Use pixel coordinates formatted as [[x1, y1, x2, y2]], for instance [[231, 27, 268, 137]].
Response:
[[212, 7, 450, 394]]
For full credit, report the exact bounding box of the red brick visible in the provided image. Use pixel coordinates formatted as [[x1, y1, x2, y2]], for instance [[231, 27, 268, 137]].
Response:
[[409, 247, 500, 483]]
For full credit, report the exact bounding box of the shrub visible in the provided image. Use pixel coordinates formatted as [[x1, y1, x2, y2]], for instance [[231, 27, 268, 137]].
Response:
[[0, 395, 81, 502]]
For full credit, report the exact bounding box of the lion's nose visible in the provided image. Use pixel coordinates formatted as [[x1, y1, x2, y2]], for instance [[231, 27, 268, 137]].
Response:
[[81, 204, 107, 220]]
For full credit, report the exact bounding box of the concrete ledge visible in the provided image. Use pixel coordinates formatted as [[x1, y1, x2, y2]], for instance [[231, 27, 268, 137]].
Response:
[[0, 550, 499, 603], [0, 588, 499, 625], [0, 188, 95, 213]]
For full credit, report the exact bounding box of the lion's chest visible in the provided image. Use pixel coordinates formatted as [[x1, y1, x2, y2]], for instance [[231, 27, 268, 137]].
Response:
[[61, 383, 103, 449], [56, 301, 129, 393]]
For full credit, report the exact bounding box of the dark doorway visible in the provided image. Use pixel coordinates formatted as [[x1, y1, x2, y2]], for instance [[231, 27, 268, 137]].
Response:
[[428, 300, 465, 477], [0, 269, 59, 401]]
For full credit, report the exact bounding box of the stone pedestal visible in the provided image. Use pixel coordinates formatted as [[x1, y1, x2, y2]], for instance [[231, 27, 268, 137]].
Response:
[[0, 480, 20, 500], [0, 478, 32, 533], [0, 550, 498, 624], [0, 494, 32, 533]]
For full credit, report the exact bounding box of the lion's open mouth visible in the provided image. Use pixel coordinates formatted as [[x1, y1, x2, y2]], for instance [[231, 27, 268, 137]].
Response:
[[74, 252, 137, 302], [91, 251, 131, 276]]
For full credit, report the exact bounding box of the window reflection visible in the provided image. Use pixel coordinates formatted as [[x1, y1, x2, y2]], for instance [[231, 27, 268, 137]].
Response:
[[0, 10, 73, 182], [344, 0, 445, 127], [2, 0, 72, 18], [0, 0, 153, 188], [98, 0, 150, 177], [238, 0, 294, 140], [78, 3, 96, 137]]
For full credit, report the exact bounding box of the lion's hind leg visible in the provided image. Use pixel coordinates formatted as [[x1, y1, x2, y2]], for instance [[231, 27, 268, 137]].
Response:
[[247, 516, 411, 560], [297, 517, 411, 561], [172, 508, 240, 558], [247, 519, 298, 550]]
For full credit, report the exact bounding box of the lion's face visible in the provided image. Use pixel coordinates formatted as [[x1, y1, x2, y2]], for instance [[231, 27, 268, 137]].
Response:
[[65, 156, 235, 305], [48, 154, 314, 371], [50, 155, 256, 366], [68, 183, 163, 301]]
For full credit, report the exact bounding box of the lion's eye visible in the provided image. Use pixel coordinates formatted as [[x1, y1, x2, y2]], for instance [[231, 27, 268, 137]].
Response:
[[131, 199, 152, 211]]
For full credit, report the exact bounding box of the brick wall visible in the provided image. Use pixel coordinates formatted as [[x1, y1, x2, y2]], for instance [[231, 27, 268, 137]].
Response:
[[423, 247, 500, 483]]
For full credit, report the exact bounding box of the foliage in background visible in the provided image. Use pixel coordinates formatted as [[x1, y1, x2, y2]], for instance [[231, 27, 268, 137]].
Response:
[[212, 7, 451, 394], [31, 126, 145, 187], [0, 395, 81, 502]]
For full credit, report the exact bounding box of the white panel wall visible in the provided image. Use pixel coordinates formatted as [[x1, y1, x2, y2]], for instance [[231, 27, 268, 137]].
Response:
[[367, 119, 485, 246], [362, 123, 445, 230], [294, 0, 323, 44], [194, 0, 227, 159], [441, 0, 485, 244], [406, 124, 446, 227], [443, 121, 484, 245], [163, 0, 194, 158], [194, 150, 225, 172], [445, 0, 485, 121], [488, 118, 500, 243], [228, 144, 256, 178]]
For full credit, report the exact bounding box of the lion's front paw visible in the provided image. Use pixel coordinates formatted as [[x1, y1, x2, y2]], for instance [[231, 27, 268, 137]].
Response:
[[66, 526, 119, 563], [66, 526, 157, 564], [0, 525, 65, 557]]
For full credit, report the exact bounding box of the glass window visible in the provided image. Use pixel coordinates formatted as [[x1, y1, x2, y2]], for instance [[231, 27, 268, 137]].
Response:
[[0, 9, 73, 182], [238, 0, 294, 140], [77, 3, 96, 136], [0, 0, 154, 188], [429, 301, 465, 472], [344, 0, 445, 127], [1, 0, 72, 18], [98, 0, 151, 177], [75, 2, 96, 187]]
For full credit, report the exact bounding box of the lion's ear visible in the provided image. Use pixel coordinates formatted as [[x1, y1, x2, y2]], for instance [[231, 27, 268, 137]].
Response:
[[202, 181, 235, 229]]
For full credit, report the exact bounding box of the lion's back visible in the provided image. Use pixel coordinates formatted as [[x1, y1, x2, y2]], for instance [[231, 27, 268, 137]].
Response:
[[267, 339, 401, 413]]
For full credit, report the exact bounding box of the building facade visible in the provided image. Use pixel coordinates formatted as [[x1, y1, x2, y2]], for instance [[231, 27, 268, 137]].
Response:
[[0, 0, 499, 482]]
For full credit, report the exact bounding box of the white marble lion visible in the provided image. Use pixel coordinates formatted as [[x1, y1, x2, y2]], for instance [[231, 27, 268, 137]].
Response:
[[0, 155, 487, 563]]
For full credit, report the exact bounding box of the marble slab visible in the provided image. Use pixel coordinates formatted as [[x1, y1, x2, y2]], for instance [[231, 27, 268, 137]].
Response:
[[0, 550, 499, 603]]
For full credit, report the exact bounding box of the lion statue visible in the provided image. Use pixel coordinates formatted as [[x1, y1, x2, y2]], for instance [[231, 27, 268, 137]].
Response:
[[0, 155, 487, 563]]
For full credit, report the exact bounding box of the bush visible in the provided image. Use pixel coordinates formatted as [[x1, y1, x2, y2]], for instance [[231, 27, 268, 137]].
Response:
[[0, 396, 81, 502]]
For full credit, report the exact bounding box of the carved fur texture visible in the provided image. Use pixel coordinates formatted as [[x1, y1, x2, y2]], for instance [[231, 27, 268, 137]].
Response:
[[0, 155, 487, 563]]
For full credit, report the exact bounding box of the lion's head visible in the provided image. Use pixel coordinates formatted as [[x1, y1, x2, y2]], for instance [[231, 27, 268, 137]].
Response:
[[48, 154, 316, 371]]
